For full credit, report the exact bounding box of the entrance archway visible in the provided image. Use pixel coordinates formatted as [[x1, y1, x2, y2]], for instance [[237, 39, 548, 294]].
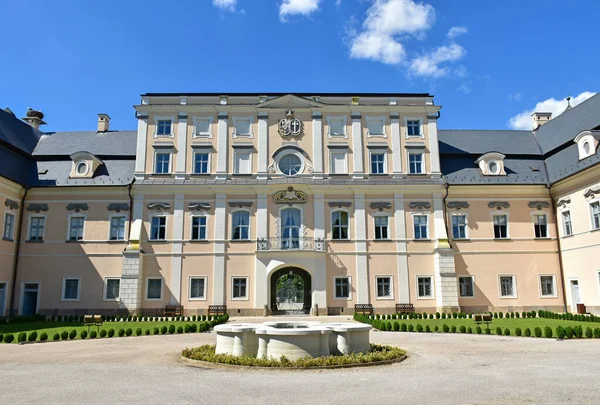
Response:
[[270, 267, 312, 315]]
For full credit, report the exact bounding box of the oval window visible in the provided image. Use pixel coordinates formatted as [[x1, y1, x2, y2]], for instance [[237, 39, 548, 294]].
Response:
[[488, 161, 499, 174], [278, 154, 302, 176], [76, 161, 88, 175], [583, 141, 591, 154]]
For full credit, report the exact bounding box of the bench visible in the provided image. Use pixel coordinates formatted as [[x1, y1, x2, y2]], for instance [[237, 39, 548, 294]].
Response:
[[83, 315, 103, 333], [208, 305, 227, 316], [473, 313, 493, 327], [165, 305, 184, 317], [396, 303, 415, 314], [354, 304, 374, 316]]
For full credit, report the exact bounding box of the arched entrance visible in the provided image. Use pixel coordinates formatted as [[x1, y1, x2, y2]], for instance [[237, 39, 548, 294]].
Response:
[[270, 267, 312, 315]]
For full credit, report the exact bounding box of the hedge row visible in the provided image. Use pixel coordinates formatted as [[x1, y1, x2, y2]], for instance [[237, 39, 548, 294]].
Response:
[[1, 314, 225, 324], [355, 315, 600, 339], [370, 310, 600, 323], [536, 310, 600, 323], [0, 314, 228, 344]]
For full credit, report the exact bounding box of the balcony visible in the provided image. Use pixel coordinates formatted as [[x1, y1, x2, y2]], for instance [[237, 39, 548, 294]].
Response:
[[256, 237, 325, 252]]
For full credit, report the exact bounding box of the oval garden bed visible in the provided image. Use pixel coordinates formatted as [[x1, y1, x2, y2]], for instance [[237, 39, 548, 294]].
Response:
[[181, 344, 406, 369]]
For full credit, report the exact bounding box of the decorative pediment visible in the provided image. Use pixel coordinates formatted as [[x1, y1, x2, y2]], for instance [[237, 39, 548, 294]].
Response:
[[583, 186, 600, 200], [273, 187, 308, 205], [107, 203, 130, 212], [5, 199, 19, 210], [188, 202, 211, 211], [228, 202, 253, 208], [66, 203, 89, 212], [370, 202, 392, 211], [328, 201, 352, 208], [556, 197, 571, 209], [27, 203, 48, 213], [447, 201, 469, 210], [255, 94, 323, 109], [147, 202, 171, 211], [488, 201, 510, 210], [528, 201, 551, 210], [408, 201, 431, 211]]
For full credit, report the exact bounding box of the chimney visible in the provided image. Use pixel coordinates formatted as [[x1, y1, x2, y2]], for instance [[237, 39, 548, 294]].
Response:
[[22, 108, 47, 130], [97, 113, 110, 132], [531, 112, 552, 130]]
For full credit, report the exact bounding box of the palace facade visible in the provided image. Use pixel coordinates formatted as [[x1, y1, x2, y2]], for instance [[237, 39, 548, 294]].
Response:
[[1, 92, 599, 317]]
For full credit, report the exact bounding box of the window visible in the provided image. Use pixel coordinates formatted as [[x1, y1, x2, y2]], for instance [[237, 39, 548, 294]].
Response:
[[591, 202, 600, 230], [540, 275, 556, 297], [278, 153, 302, 176], [233, 117, 252, 137], [29, 216, 45, 241], [234, 151, 252, 174], [193, 152, 210, 174], [191, 216, 207, 240], [417, 276, 433, 298], [110, 216, 126, 240], [232, 277, 248, 299], [533, 214, 548, 238], [371, 152, 386, 174], [3, 213, 15, 240], [413, 215, 428, 239], [154, 152, 171, 174], [459, 276, 474, 297], [75, 161, 88, 175], [366, 117, 385, 137], [488, 161, 500, 175], [193, 118, 211, 137], [334, 277, 350, 299], [583, 141, 591, 154], [68, 216, 85, 241], [104, 278, 120, 300], [408, 152, 423, 174], [493, 215, 508, 239], [150, 216, 166, 240], [147, 278, 162, 300], [328, 117, 346, 137], [156, 120, 172, 136], [62, 278, 80, 301], [499, 275, 516, 298], [189, 277, 206, 300], [330, 151, 347, 174], [452, 215, 467, 239], [332, 211, 349, 240], [562, 211, 573, 236], [376, 276, 392, 298], [232, 211, 250, 240], [374, 216, 389, 240], [407, 120, 421, 137]]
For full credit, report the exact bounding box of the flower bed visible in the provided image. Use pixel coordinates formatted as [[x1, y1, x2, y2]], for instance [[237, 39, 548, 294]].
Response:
[[181, 344, 406, 369]]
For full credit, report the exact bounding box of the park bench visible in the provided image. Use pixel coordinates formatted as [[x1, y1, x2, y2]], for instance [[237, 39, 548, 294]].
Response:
[[354, 304, 374, 316], [83, 315, 103, 333], [396, 303, 415, 314], [473, 313, 493, 328], [208, 305, 227, 316], [164, 305, 184, 317]]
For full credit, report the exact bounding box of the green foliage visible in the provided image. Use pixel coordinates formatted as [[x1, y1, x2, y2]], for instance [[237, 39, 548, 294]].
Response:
[[108, 329, 115, 338], [514, 327, 521, 337], [434, 325, 439, 332], [4, 334, 15, 343], [169, 325, 176, 334], [425, 325, 431, 333], [125, 328, 133, 336], [534, 327, 542, 338], [565, 326, 574, 339], [441, 313, 446, 319], [416, 324, 423, 333], [392, 322, 400, 332], [199, 322, 209, 332], [52, 333, 60, 341], [61, 331, 69, 340], [594, 328, 600, 338], [451, 325, 457, 333], [476, 326, 482, 334], [556, 326, 565, 339], [177, 326, 184, 334], [190, 324, 197, 333], [524, 328, 531, 337], [499, 312, 504, 319], [400, 323, 407, 332], [160, 326, 167, 334], [442, 324, 449, 333], [28, 331, 38, 342], [17, 332, 27, 342], [118, 329, 125, 337], [459, 325, 466, 334], [435, 312, 440, 319], [100, 329, 107, 338], [504, 328, 511, 336], [493, 312, 498, 319], [485, 328, 491, 335], [69, 329, 77, 340], [184, 324, 191, 333], [90, 331, 97, 339], [495, 326, 502, 335], [153, 327, 159, 335], [574, 325, 583, 338], [585, 327, 593, 339], [407, 324, 414, 332], [80, 330, 88, 339], [515, 312, 520, 318], [135, 328, 142, 336]]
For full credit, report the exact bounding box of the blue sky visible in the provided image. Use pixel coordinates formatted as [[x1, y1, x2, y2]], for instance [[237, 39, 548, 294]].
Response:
[[0, 0, 598, 132]]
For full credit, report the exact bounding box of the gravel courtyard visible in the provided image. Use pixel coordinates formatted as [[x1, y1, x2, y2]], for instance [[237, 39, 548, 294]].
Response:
[[1, 315, 599, 404]]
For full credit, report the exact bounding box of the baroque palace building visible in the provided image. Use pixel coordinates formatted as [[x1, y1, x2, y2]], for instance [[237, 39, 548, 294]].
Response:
[[0, 92, 599, 317]]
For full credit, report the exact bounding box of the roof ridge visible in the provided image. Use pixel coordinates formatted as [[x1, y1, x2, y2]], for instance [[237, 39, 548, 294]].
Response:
[[537, 92, 600, 133]]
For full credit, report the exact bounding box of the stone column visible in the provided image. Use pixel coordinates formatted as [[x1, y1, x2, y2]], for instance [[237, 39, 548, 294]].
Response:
[[134, 114, 148, 181], [175, 114, 188, 180], [257, 113, 269, 180], [354, 194, 369, 304], [427, 114, 441, 177], [213, 194, 227, 304], [120, 194, 145, 314], [216, 113, 229, 180], [432, 195, 459, 312], [170, 194, 184, 305], [312, 111, 323, 179], [390, 113, 403, 178], [351, 112, 364, 179], [394, 193, 410, 303]]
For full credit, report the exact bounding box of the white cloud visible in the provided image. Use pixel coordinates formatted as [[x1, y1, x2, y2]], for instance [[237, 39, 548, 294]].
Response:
[[349, 0, 435, 65], [213, 0, 236, 12], [447, 26, 467, 39], [457, 83, 471, 94], [408, 43, 466, 78], [508, 92, 596, 130], [279, 0, 321, 21]]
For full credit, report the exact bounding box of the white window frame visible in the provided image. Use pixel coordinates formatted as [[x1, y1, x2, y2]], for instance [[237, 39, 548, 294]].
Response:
[[188, 276, 208, 301], [373, 213, 390, 240], [232, 116, 254, 138], [154, 150, 172, 174], [190, 214, 208, 241], [149, 214, 167, 241], [61, 277, 81, 302], [561, 210, 573, 237], [404, 117, 424, 138], [365, 115, 386, 138], [27, 215, 46, 241], [492, 212, 510, 239], [450, 212, 468, 240], [329, 150, 348, 174], [412, 213, 429, 240], [231, 276, 249, 300], [66, 213, 86, 241], [108, 213, 128, 241], [416, 275, 434, 299], [458, 275, 475, 298], [231, 209, 251, 240], [326, 116, 348, 138], [192, 116, 213, 138], [407, 151, 424, 174], [276, 150, 305, 176], [145, 277, 164, 301], [333, 276, 352, 300], [498, 274, 517, 299], [233, 150, 253, 174], [375, 275, 394, 300], [192, 150, 211, 174], [153, 116, 176, 138], [532, 213, 549, 239], [369, 151, 387, 174], [103, 277, 121, 301], [3, 211, 15, 240], [538, 274, 557, 298], [331, 209, 351, 240], [590, 200, 600, 231]]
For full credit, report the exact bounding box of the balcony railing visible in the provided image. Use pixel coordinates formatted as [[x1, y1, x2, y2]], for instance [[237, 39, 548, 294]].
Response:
[[257, 237, 325, 252]]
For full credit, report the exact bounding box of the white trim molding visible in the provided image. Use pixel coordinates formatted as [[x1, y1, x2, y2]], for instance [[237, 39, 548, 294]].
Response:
[[153, 115, 176, 138], [188, 276, 208, 301], [365, 115, 387, 138], [61, 277, 81, 302], [326, 116, 348, 139], [232, 116, 254, 139], [231, 276, 249, 301], [192, 116, 213, 138]]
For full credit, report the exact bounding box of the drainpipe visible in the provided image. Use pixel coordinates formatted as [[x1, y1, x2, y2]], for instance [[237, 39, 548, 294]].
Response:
[[8, 187, 28, 316], [548, 186, 568, 313], [127, 182, 133, 246]]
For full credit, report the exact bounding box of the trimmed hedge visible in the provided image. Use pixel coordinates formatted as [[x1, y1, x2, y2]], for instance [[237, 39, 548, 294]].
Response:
[[52, 333, 60, 341]]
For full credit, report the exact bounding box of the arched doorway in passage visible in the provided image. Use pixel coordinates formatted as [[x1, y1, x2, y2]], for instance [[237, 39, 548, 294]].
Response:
[[270, 266, 312, 315]]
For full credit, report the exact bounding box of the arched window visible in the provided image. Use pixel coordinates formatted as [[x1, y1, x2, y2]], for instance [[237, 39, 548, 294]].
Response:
[[331, 211, 349, 240], [232, 211, 250, 240]]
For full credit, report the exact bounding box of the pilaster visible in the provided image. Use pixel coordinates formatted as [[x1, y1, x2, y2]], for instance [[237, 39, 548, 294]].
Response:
[[120, 250, 144, 314], [216, 113, 229, 180], [432, 194, 459, 312], [134, 115, 148, 180], [312, 111, 324, 179], [427, 114, 441, 176], [175, 114, 188, 180], [394, 193, 410, 303], [170, 194, 184, 305], [351, 112, 364, 179], [213, 194, 227, 304], [390, 113, 403, 178], [354, 193, 369, 304], [257, 113, 269, 180], [313, 193, 325, 240]]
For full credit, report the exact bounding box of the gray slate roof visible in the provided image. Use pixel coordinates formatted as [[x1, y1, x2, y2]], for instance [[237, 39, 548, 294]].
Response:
[[0, 108, 42, 154], [441, 156, 548, 185], [33, 130, 137, 156], [439, 130, 540, 155], [33, 160, 135, 186]]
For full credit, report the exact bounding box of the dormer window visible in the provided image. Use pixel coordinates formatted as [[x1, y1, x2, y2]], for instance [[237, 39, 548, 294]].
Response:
[[75, 161, 89, 175], [574, 130, 599, 160], [69, 152, 103, 179], [475, 152, 506, 176]]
